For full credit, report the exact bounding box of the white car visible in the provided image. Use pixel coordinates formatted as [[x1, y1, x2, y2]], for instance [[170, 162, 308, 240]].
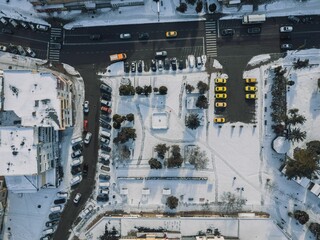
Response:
[[280, 26, 293, 33], [83, 101, 89, 113], [73, 193, 81, 204], [188, 55, 195, 68], [70, 175, 82, 186], [56, 191, 68, 198], [71, 158, 82, 167], [0, 45, 7, 52], [84, 132, 92, 145], [26, 47, 36, 57]]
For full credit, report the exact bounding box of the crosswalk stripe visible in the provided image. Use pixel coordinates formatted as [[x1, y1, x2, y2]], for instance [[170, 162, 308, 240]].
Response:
[[204, 20, 218, 57]]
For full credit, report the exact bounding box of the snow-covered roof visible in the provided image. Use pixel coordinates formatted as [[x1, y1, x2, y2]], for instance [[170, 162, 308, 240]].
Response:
[[151, 112, 169, 130], [3, 70, 61, 130], [0, 127, 38, 176], [310, 183, 320, 196], [294, 177, 311, 188], [162, 188, 171, 195], [142, 188, 150, 195], [120, 188, 128, 195], [272, 136, 290, 154]]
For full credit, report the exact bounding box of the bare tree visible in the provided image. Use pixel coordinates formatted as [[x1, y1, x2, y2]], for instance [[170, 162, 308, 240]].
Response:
[[186, 146, 208, 169], [220, 191, 246, 213]]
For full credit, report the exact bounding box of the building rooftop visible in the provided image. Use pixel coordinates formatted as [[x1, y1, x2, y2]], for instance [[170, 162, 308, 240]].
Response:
[[0, 127, 37, 176], [3, 70, 61, 130]]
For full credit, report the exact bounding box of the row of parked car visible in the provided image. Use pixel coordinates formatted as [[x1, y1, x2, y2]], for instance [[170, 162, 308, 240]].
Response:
[[97, 83, 113, 203], [0, 43, 36, 57], [0, 17, 48, 31]]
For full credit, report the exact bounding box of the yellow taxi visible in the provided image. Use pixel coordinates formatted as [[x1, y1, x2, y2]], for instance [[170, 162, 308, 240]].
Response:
[[215, 94, 227, 99], [214, 117, 225, 123], [215, 102, 227, 108], [215, 86, 227, 92], [245, 86, 257, 92], [215, 78, 227, 84], [245, 94, 257, 99], [166, 31, 177, 38], [244, 78, 257, 83]]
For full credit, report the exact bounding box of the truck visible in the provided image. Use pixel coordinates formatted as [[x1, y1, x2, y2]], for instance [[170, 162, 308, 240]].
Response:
[[242, 14, 266, 24], [109, 53, 127, 62]]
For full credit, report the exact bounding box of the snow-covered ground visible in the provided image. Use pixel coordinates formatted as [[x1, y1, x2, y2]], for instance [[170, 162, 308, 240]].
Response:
[[0, 0, 320, 239]]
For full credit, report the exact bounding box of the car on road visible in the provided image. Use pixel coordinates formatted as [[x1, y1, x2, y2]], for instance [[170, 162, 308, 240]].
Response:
[[83, 163, 88, 176], [36, 24, 49, 31], [214, 117, 225, 123], [45, 220, 59, 228], [220, 29, 234, 36], [280, 43, 293, 50], [120, 33, 131, 39], [247, 27, 261, 34], [0, 45, 7, 52], [215, 102, 227, 108], [215, 78, 227, 84], [215, 94, 227, 99], [164, 58, 170, 70], [84, 132, 92, 145], [166, 31, 177, 38], [42, 227, 55, 236], [25, 47, 36, 57], [99, 174, 110, 181], [49, 212, 61, 221], [245, 94, 257, 99], [280, 26, 293, 33], [2, 28, 13, 34], [155, 51, 167, 58], [138, 32, 149, 40], [70, 175, 82, 186], [100, 84, 112, 93], [83, 101, 89, 113], [53, 198, 66, 205], [101, 106, 112, 114], [244, 78, 257, 83], [73, 193, 81, 204], [83, 119, 88, 132], [151, 59, 157, 72], [97, 194, 109, 202], [245, 86, 257, 92], [215, 86, 227, 92]]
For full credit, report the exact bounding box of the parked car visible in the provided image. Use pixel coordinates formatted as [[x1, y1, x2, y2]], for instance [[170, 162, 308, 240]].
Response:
[[71, 165, 82, 175], [220, 29, 234, 36], [214, 118, 225, 123], [245, 86, 257, 92], [70, 175, 82, 186], [83, 101, 89, 113], [155, 51, 167, 58], [245, 94, 257, 99], [151, 59, 157, 72], [72, 142, 83, 151], [2, 28, 13, 34], [288, 15, 300, 23], [196, 56, 202, 69], [101, 106, 112, 114], [42, 228, 55, 236], [158, 60, 164, 71], [83, 163, 88, 176], [25, 47, 36, 57], [247, 27, 261, 34], [97, 194, 109, 202], [0, 17, 8, 25], [101, 136, 110, 144], [171, 58, 177, 71], [17, 45, 26, 56], [280, 26, 293, 33], [81, 205, 94, 219], [137, 60, 143, 73], [188, 55, 195, 68], [73, 193, 81, 204], [53, 198, 66, 205], [101, 93, 111, 101], [71, 158, 82, 167], [50, 205, 62, 213], [29, 22, 36, 31], [84, 132, 92, 145], [124, 62, 130, 73], [71, 150, 82, 159], [215, 78, 227, 84], [101, 144, 111, 153], [164, 58, 170, 70], [131, 61, 136, 73], [0, 45, 7, 52], [120, 33, 131, 39], [99, 157, 110, 165], [101, 100, 112, 107], [244, 78, 257, 83], [100, 84, 112, 93], [215, 86, 227, 92], [56, 191, 68, 198], [49, 212, 61, 220], [45, 220, 59, 228], [9, 19, 19, 28], [100, 114, 111, 122], [178, 59, 184, 70], [99, 174, 110, 181], [138, 32, 149, 40], [100, 165, 110, 173], [36, 24, 49, 31]]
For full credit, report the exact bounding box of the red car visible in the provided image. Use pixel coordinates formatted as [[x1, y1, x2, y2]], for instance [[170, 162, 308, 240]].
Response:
[[101, 106, 112, 114], [83, 120, 88, 132]]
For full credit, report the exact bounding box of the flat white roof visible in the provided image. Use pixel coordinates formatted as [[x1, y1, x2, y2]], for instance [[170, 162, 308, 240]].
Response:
[[311, 183, 320, 196], [151, 112, 169, 130], [3, 70, 61, 129], [0, 127, 37, 175]]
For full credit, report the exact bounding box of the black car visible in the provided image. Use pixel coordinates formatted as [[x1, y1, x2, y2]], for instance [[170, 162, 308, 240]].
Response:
[[2, 28, 13, 34], [124, 62, 130, 73], [99, 158, 110, 165], [53, 198, 66, 205], [101, 145, 111, 153], [171, 58, 177, 71], [178, 59, 184, 70], [97, 194, 109, 202], [99, 174, 110, 181], [100, 121, 111, 129], [151, 59, 157, 72], [45, 220, 59, 227], [49, 212, 61, 221], [83, 163, 88, 176], [220, 29, 234, 36], [137, 60, 143, 73], [131, 61, 136, 73], [100, 114, 111, 122], [247, 27, 261, 34], [100, 84, 112, 93], [164, 58, 170, 70], [138, 32, 149, 40], [72, 143, 83, 151], [101, 93, 111, 101], [71, 165, 82, 175]]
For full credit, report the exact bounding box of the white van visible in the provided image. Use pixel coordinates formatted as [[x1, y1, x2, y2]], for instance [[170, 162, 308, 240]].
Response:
[[9, 19, 18, 28], [101, 130, 111, 138], [0, 18, 8, 25], [99, 182, 110, 189], [50, 205, 62, 213], [36, 24, 49, 31]]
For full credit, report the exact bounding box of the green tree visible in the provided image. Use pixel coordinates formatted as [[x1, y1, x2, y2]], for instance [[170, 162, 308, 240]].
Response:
[[208, 3, 217, 12], [287, 127, 306, 143], [113, 114, 124, 124], [113, 121, 121, 129], [135, 86, 143, 95], [294, 210, 309, 225], [155, 144, 169, 158], [196, 0, 203, 13], [143, 85, 152, 96], [186, 84, 195, 93], [159, 86, 168, 95], [166, 196, 179, 209], [185, 113, 201, 129], [167, 145, 183, 168], [126, 113, 134, 122], [309, 222, 320, 240], [197, 81, 209, 94], [307, 140, 320, 155], [176, 3, 187, 13], [116, 128, 137, 143], [148, 158, 162, 169], [196, 95, 209, 109], [153, 87, 159, 93], [119, 84, 135, 96]]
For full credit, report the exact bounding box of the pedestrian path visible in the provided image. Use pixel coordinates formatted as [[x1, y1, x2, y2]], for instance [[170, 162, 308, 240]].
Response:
[[204, 21, 217, 57], [48, 27, 62, 62]]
